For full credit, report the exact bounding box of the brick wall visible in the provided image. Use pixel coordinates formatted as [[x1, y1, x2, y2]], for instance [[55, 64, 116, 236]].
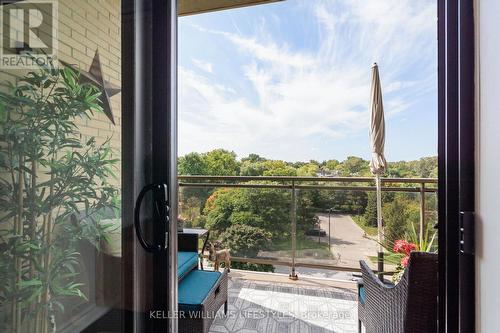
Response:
[[0, 0, 122, 188], [57, 0, 122, 188]]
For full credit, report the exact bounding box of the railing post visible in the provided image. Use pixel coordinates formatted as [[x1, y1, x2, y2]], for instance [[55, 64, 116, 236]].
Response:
[[290, 181, 298, 280], [420, 182, 426, 247]]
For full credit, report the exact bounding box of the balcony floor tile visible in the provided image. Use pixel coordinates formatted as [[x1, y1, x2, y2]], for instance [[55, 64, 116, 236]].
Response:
[[209, 275, 358, 333]]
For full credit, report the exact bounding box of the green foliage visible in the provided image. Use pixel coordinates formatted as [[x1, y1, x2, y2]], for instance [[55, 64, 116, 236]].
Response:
[[328, 191, 368, 214], [351, 215, 378, 236], [383, 198, 410, 245], [296, 191, 319, 232], [261, 160, 297, 176], [324, 159, 340, 171], [405, 221, 438, 253], [337, 156, 370, 176], [386, 156, 437, 178], [240, 160, 266, 176], [177, 149, 438, 273], [178, 149, 240, 176], [178, 152, 207, 175], [241, 153, 266, 163], [179, 151, 437, 181], [219, 224, 272, 258], [364, 192, 378, 227], [204, 187, 292, 239], [230, 262, 275, 272], [297, 163, 319, 176], [178, 149, 240, 217], [204, 149, 240, 176], [0, 60, 118, 331]]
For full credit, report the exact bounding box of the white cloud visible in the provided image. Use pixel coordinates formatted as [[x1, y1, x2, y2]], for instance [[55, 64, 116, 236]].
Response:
[[179, 0, 437, 161], [191, 58, 214, 73]]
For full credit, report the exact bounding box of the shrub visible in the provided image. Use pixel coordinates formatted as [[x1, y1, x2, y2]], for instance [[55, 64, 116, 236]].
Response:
[[383, 200, 410, 245], [219, 224, 272, 258], [230, 262, 274, 272]]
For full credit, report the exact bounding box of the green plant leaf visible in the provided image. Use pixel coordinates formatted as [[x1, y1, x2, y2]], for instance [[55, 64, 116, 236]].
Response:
[[18, 279, 42, 287]]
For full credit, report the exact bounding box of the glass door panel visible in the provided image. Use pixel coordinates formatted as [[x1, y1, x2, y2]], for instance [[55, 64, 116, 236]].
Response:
[[0, 0, 177, 332]]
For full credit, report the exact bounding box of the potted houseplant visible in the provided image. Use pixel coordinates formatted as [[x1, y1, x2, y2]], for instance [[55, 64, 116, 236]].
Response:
[[0, 59, 118, 332], [390, 223, 437, 283]]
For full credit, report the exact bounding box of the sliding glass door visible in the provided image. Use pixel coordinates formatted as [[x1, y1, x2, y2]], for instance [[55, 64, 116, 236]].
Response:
[[0, 0, 177, 332]]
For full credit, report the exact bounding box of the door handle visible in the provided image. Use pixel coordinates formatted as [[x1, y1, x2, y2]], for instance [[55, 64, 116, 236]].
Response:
[[134, 183, 170, 252]]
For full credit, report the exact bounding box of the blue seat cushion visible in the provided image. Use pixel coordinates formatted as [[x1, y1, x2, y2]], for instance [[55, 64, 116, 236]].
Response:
[[178, 252, 198, 280], [178, 270, 222, 311], [358, 285, 366, 305]]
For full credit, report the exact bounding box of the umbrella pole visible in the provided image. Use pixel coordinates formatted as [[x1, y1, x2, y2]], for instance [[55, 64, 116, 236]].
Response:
[[376, 174, 384, 281]]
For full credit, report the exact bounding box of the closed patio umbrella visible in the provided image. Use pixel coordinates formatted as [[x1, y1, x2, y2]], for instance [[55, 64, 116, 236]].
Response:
[[369, 63, 387, 280]]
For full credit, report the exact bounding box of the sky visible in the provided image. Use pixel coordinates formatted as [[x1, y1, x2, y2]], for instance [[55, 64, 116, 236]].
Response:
[[178, 0, 437, 163]]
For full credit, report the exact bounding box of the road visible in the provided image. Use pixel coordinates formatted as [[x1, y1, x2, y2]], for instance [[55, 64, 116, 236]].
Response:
[[317, 213, 380, 270], [273, 214, 382, 280]]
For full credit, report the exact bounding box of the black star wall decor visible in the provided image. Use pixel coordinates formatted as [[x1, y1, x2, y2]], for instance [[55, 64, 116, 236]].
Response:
[[60, 49, 120, 125]]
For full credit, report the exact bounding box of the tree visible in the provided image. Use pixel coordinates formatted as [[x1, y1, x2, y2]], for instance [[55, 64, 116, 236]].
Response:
[[415, 156, 438, 178], [219, 224, 272, 258], [178, 152, 207, 175], [204, 149, 240, 176], [178, 152, 210, 215], [297, 163, 319, 176], [383, 199, 410, 245], [386, 156, 437, 178], [240, 160, 266, 176], [241, 153, 266, 163], [203, 187, 293, 239], [338, 156, 370, 176], [325, 159, 340, 171], [296, 192, 319, 232], [261, 160, 297, 176], [203, 184, 319, 244], [219, 223, 274, 272], [178, 149, 240, 217], [364, 192, 378, 227], [203, 189, 236, 232]]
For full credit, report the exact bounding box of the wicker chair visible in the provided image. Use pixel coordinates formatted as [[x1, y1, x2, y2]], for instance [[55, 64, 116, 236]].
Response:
[[358, 252, 438, 333]]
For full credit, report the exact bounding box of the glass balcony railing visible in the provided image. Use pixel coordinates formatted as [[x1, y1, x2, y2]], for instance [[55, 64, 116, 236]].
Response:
[[178, 176, 438, 278]]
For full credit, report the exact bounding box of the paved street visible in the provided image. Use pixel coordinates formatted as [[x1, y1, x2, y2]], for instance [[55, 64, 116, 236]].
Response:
[[317, 213, 380, 270], [273, 214, 382, 280]]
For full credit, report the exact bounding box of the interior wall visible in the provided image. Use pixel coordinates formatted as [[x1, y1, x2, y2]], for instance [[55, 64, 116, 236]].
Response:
[[475, 0, 500, 331], [57, 0, 122, 186], [0, 1, 122, 329], [0, 0, 122, 186]]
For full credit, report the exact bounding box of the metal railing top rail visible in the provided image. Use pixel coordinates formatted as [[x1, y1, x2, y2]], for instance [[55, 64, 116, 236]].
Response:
[[178, 175, 438, 193], [178, 175, 438, 184], [179, 183, 437, 193]]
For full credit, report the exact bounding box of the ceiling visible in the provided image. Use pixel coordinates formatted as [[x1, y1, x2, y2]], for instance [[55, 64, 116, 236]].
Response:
[[178, 0, 283, 16]]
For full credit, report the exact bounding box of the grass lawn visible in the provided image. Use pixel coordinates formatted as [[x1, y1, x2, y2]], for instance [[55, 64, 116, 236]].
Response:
[[351, 215, 378, 236], [272, 235, 330, 251], [269, 235, 334, 260], [368, 252, 402, 266]]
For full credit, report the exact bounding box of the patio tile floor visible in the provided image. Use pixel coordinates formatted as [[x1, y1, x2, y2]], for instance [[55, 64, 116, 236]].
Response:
[[209, 275, 358, 333]]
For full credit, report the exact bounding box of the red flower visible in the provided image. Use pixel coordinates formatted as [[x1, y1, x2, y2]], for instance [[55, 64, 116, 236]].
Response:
[[402, 242, 417, 255], [393, 239, 406, 253], [401, 255, 410, 267], [393, 239, 417, 255]]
